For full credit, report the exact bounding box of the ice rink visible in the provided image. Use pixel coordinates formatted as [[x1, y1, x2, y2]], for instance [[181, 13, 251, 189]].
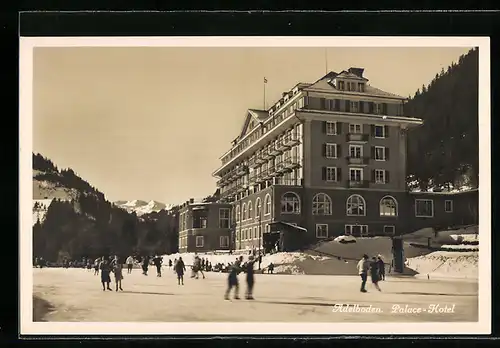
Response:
[[32, 267, 478, 322]]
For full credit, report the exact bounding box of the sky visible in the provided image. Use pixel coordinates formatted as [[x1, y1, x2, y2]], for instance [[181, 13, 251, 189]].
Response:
[[32, 46, 472, 205]]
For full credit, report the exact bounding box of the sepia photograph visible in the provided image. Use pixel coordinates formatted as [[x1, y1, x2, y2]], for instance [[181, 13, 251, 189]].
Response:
[[19, 37, 490, 335]]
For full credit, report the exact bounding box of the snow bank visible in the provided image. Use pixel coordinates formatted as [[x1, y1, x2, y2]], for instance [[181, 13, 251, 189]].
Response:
[[406, 251, 478, 280]]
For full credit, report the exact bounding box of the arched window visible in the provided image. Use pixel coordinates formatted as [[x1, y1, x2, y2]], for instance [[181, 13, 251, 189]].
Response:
[[281, 192, 301, 214], [242, 203, 247, 220], [264, 194, 272, 215], [380, 196, 398, 217], [312, 193, 332, 215], [248, 201, 253, 220], [235, 206, 240, 222], [255, 198, 262, 219], [346, 194, 366, 216]]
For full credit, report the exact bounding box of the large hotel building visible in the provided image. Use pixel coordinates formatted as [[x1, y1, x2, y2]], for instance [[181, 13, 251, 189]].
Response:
[[178, 68, 478, 254]]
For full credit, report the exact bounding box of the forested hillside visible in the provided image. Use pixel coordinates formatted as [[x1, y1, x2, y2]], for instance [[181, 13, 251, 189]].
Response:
[[32, 153, 179, 262], [405, 48, 479, 190]]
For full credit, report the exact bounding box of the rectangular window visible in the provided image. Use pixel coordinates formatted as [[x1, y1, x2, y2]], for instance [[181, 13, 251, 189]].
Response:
[[253, 227, 258, 239], [326, 121, 337, 135], [415, 199, 434, 217], [338, 81, 345, 90], [374, 125, 385, 138], [375, 146, 386, 161], [219, 208, 230, 228], [265, 224, 270, 233], [375, 169, 386, 184], [349, 168, 363, 182], [350, 101, 359, 113], [326, 167, 337, 182], [349, 124, 362, 134], [445, 200, 453, 213], [220, 236, 229, 247], [383, 225, 395, 236], [345, 225, 369, 236], [316, 224, 328, 238], [349, 145, 363, 158], [196, 236, 204, 247], [325, 143, 338, 158], [358, 83, 365, 92]]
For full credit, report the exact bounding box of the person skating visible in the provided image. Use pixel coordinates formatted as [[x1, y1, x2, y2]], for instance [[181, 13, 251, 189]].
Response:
[[126, 255, 134, 274], [112, 256, 124, 291], [99, 257, 113, 291], [168, 259, 172, 270], [224, 256, 243, 300], [94, 257, 100, 275], [258, 254, 262, 270], [153, 255, 163, 277], [245, 255, 256, 300], [377, 255, 386, 281], [175, 257, 186, 285], [195, 256, 205, 279], [268, 262, 274, 274], [142, 255, 149, 276], [370, 257, 382, 291], [357, 254, 370, 293]]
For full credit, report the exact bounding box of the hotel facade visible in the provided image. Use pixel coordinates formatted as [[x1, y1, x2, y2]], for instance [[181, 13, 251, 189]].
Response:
[[197, 68, 477, 253]]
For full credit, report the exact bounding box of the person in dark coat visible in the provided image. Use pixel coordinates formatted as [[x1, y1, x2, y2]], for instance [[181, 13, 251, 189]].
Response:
[[224, 256, 243, 300], [168, 259, 172, 269], [174, 257, 186, 285], [268, 262, 274, 274], [142, 256, 150, 276], [377, 255, 385, 281], [258, 254, 262, 270], [370, 257, 382, 291], [99, 257, 113, 291], [245, 255, 256, 300], [153, 255, 163, 277]]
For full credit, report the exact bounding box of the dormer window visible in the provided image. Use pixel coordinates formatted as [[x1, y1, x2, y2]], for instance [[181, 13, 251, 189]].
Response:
[[338, 80, 345, 90], [358, 83, 365, 92], [284, 94, 289, 102]]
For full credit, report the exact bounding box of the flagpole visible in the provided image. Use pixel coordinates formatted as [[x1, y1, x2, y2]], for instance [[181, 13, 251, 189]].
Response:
[[263, 77, 267, 110], [325, 48, 328, 74]]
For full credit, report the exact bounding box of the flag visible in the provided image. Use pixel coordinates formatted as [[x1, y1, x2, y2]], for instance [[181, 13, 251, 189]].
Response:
[[264, 77, 268, 83]]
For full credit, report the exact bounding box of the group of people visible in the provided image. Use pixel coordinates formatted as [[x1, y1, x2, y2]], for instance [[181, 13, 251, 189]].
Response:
[[224, 255, 257, 300], [357, 254, 386, 293], [94, 255, 124, 292]]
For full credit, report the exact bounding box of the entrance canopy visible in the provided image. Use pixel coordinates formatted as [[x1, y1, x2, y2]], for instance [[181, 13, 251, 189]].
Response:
[[269, 221, 308, 233]]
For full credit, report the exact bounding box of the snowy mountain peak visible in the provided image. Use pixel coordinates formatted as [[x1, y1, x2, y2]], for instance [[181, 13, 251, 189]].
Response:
[[114, 199, 173, 216]]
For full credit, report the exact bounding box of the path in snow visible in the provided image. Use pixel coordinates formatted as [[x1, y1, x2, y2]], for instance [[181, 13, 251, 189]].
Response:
[[32, 268, 478, 323]]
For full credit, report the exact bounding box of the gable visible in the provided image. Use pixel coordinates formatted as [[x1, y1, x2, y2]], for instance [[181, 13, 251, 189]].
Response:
[[238, 110, 266, 140]]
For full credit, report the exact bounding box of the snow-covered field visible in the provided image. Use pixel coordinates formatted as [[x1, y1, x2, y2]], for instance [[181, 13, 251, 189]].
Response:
[[32, 267, 478, 323], [406, 251, 479, 280]]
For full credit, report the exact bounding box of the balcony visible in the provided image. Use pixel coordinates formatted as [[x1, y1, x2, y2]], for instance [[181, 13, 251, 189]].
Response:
[[262, 168, 274, 180], [346, 133, 369, 142], [262, 146, 273, 160], [283, 156, 301, 170], [269, 141, 282, 156], [255, 171, 266, 183], [276, 137, 289, 151], [347, 180, 370, 188], [275, 161, 289, 174], [255, 151, 267, 164], [236, 165, 249, 176], [248, 155, 259, 168], [283, 132, 300, 146], [346, 156, 370, 166], [216, 177, 226, 186]]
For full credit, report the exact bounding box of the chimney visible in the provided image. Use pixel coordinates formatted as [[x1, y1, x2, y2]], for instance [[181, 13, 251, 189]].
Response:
[[190, 198, 194, 203], [348, 67, 364, 78]]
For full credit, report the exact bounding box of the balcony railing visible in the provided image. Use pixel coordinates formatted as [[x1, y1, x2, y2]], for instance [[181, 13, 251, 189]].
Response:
[[347, 180, 370, 188], [255, 171, 266, 183], [346, 133, 369, 142], [346, 156, 370, 165], [256, 151, 267, 164], [236, 165, 249, 176], [262, 146, 273, 160], [276, 137, 289, 151], [269, 141, 282, 156], [248, 172, 256, 184], [283, 132, 300, 146], [275, 161, 287, 174], [281, 156, 301, 170]]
